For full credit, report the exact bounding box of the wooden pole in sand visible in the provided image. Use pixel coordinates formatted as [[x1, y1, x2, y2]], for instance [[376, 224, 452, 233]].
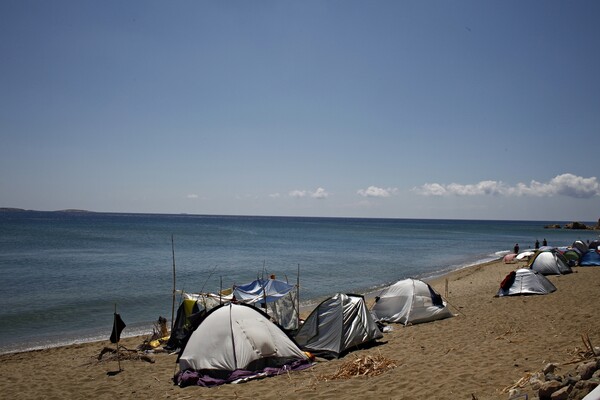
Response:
[[114, 304, 122, 372], [297, 263, 300, 329], [171, 235, 176, 333]]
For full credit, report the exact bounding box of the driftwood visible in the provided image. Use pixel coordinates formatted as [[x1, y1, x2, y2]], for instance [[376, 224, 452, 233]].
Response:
[[97, 346, 155, 364], [565, 332, 598, 365], [502, 332, 599, 395], [318, 353, 397, 381]]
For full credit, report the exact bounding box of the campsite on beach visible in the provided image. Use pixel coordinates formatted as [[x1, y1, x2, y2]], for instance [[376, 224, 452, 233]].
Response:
[[1, 238, 599, 400]]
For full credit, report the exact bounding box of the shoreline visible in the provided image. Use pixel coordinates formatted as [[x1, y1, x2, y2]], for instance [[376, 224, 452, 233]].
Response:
[[0, 253, 505, 356], [1, 257, 598, 399]]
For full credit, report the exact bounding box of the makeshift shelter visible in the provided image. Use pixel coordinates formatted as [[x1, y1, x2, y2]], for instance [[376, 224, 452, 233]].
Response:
[[580, 250, 600, 267], [371, 278, 454, 325], [233, 278, 299, 331], [294, 293, 383, 359], [496, 268, 557, 297], [164, 292, 224, 351], [528, 249, 573, 275], [174, 303, 311, 387]]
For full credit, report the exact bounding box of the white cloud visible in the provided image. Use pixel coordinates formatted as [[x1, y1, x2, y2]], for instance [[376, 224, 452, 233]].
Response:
[[268, 193, 281, 198], [413, 173, 600, 199], [357, 186, 398, 198], [289, 187, 329, 199], [311, 187, 329, 199], [289, 190, 307, 198], [186, 194, 199, 199]]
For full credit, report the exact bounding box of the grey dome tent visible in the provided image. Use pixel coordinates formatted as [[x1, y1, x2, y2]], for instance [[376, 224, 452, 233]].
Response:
[[294, 293, 383, 359], [497, 268, 557, 296], [572, 240, 589, 255], [528, 249, 572, 275], [174, 303, 311, 387], [371, 278, 454, 325]]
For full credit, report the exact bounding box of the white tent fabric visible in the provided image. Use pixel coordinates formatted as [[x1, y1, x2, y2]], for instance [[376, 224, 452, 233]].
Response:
[[178, 303, 308, 372], [516, 251, 535, 260], [496, 268, 557, 296], [294, 293, 383, 359], [371, 278, 454, 325], [529, 250, 572, 275]]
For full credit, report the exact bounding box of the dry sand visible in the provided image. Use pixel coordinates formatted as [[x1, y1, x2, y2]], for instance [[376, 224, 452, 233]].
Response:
[[1, 259, 599, 400]]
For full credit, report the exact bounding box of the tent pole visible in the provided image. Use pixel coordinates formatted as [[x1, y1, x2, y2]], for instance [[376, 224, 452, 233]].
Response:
[[171, 235, 176, 333], [297, 263, 300, 329], [114, 303, 122, 372]]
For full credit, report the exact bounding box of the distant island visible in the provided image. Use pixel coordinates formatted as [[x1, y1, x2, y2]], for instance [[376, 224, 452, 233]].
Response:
[[544, 219, 600, 230], [0, 208, 94, 213]]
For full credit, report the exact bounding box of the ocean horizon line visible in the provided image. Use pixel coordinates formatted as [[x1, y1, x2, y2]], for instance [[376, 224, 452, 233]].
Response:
[[1, 207, 593, 225]]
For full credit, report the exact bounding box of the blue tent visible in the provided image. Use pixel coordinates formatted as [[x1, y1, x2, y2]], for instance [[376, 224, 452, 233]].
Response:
[[580, 250, 600, 267]]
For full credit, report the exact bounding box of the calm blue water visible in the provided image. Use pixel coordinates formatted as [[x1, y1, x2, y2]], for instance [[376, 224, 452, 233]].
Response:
[[0, 211, 596, 354]]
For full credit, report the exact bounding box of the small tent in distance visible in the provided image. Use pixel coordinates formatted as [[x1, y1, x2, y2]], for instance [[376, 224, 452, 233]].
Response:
[[174, 303, 311, 387], [528, 249, 572, 275], [371, 278, 454, 325], [580, 250, 600, 267], [294, 293, 383, 359], [496, 268, 557, 297]]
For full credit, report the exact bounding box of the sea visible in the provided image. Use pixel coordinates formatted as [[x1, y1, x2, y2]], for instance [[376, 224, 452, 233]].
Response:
[[0, 210, 597, 354]]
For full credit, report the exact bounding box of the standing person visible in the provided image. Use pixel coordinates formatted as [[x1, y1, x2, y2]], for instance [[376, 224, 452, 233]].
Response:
[[535, 239, 540, 249], [514, 243, 520, 254], [542, 238, 547, 247]]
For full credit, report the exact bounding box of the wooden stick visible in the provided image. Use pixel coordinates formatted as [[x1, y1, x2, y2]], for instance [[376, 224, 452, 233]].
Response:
[[114, 304, 122, 372], [171, 235, 176, 332], [297, 263, 301, 329]]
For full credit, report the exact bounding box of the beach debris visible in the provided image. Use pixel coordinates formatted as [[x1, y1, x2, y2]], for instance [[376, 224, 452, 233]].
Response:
[[317, 353, 397, 380], [137, 316, 170, 351], [495, 325, 523, 343], [502, 341, 600, 400], [97, 345, 155, 364]]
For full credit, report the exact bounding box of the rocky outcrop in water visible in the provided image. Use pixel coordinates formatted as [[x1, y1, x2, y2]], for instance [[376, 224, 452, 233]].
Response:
[[544, 219, 600, 230]]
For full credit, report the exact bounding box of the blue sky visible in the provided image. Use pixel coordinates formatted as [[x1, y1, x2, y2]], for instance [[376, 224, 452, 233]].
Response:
[[1, 1, 599, 221]]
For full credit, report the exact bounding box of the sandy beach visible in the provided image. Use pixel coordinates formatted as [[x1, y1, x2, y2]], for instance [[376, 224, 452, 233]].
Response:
[[1, 258, 598, 400]]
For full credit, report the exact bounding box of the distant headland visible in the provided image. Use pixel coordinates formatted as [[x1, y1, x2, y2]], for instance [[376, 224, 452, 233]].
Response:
[[0, 208, 94, 213], [544, 219, 600, 230]]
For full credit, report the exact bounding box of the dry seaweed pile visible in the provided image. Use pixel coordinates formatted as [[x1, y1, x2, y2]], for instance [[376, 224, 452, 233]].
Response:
[[319, 354, 397, 381]]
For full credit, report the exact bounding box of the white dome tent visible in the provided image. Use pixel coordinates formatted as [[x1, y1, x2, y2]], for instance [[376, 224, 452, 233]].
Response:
[[174, 303, 311, 387], [371, 278, 454, 325]]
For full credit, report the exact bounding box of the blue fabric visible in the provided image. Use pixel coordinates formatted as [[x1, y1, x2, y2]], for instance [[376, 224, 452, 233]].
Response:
[[233, 279, 295, 304], [580, 250, 600, 266]]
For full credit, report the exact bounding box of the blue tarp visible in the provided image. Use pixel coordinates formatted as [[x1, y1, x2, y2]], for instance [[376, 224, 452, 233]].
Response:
[[580, 250, 600, 266], [233, 279, 295, 304]]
